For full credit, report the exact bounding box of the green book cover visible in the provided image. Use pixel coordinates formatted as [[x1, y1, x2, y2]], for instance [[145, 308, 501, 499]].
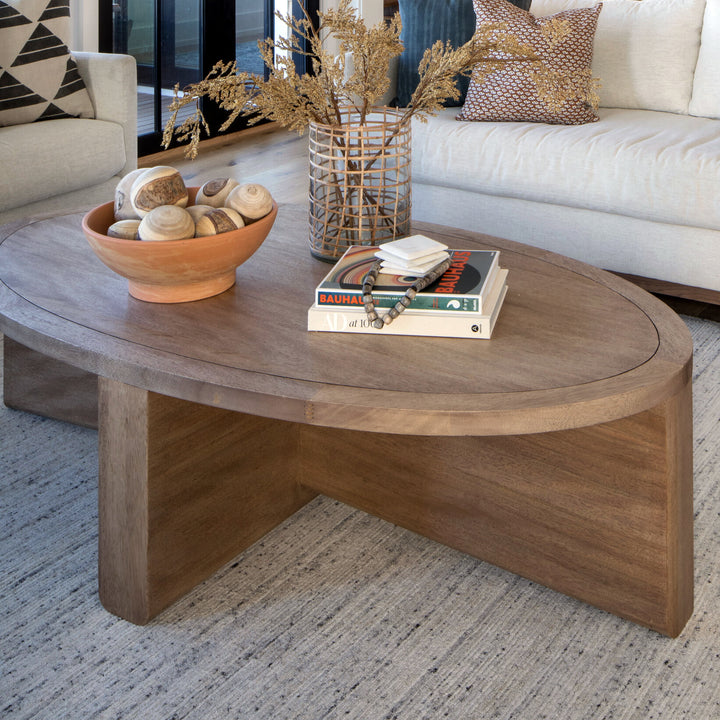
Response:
[[315, 245, 500, 314]]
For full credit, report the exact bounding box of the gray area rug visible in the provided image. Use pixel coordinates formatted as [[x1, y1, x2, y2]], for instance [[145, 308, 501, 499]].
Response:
[[1, 316, 719, 720]]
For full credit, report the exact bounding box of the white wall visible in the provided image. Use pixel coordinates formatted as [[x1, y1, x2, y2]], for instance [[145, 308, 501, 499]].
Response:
[[321, 0, 382, 24], [320, 0, 383, 56], [71, 0, 99, 52], [354, 0, 383, 26]]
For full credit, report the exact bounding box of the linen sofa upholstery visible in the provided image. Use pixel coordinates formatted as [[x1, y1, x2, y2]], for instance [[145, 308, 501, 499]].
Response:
[[405, 0, 720, 299], [0, 52, 137, 226]]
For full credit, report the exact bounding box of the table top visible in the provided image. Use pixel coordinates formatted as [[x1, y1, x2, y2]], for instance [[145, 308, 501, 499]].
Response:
[[0, 204, 692, 435]]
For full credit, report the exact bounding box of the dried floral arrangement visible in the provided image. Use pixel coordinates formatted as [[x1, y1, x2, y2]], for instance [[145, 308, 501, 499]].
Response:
[[161, 1, 600, 259], [162, 0, 550, 158], [531, 20, 601, 115]]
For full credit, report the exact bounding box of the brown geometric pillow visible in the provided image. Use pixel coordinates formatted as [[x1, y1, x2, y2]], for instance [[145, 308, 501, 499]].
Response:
[[459, 0, 602, 125], [0, 0, 94, 127]]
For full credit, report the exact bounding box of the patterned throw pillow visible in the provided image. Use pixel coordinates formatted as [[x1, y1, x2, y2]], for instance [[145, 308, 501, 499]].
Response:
[[0, 0, 94, 127], [459, 0, 602, 124]]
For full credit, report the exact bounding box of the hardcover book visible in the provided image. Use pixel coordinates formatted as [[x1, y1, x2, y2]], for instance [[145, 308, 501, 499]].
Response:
[[315, 245, 500, 314], [308, 269, 508, 339]]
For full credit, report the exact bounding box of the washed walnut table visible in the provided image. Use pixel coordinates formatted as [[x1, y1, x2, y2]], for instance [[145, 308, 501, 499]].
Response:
[[0, 205, 693, 636]]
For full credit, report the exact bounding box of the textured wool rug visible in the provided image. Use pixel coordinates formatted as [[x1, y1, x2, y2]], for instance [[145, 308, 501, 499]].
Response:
[[1, 316, 719, 720]]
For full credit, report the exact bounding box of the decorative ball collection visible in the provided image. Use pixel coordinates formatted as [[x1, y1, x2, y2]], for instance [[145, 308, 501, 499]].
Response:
[[107, 218, 141, 239], [107, 166, 274, 242], [137, 204, 195, 242], [196, 177, 239, 207]]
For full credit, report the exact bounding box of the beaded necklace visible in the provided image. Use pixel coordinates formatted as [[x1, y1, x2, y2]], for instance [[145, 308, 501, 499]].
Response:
[[361, 256, 453, 329]]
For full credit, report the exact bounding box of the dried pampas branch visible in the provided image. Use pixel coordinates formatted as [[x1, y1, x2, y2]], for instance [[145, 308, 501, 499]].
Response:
[[407, 22, 535, 123], [531, 66, 601, 113], [163, 0, 541, 158], [162, 1, 594, 159]]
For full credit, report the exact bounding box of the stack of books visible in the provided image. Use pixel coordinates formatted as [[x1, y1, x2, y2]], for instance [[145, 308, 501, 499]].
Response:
[[307, 240, 508, 339]]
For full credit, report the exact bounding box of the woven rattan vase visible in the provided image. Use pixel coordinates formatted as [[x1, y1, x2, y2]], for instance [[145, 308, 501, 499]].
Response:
[[308, 107, 411, 261]]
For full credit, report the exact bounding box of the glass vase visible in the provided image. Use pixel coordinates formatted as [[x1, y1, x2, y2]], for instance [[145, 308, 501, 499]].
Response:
[[308, 107, 412, 262]]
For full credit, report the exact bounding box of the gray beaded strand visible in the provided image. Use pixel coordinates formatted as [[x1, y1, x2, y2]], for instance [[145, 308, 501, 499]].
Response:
[[361, 256, 454, 329]]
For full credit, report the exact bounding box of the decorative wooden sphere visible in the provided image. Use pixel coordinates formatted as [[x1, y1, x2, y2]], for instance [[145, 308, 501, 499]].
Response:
[[196, 178, 240, 207], [194, 207, 245, 237], [114, 168, 145, 221], [186, 204, 216, 223], [131, 166, 188, 218], [107, 218, 141, 240], [138, 205, 195, 242], [226, 183, 274, 224]]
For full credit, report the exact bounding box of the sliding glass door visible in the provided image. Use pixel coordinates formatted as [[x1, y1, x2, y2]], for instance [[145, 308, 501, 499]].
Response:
[[100, 0, 279, 155]]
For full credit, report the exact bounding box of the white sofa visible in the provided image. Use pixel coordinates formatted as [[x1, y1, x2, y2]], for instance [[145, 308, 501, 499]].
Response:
[[408, 0, 720, 301], [0, 52, 137, 226]]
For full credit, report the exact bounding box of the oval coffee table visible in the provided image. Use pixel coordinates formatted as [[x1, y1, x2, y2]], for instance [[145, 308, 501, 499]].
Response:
[[0, 205, 693, 636]]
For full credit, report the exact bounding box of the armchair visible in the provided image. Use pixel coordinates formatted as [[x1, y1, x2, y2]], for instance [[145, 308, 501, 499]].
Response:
[[0, 52, 137, 226]]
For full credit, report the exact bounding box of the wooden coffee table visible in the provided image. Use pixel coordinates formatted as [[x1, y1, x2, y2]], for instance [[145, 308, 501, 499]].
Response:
[[0, 205, 693, 636]]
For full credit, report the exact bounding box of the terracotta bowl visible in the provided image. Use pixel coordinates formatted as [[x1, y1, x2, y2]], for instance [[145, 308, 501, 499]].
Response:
[[82, 187, 278, 303]]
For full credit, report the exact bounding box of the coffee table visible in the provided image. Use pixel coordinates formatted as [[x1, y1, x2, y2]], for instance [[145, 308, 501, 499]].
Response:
[[0, 205, 693, 636]]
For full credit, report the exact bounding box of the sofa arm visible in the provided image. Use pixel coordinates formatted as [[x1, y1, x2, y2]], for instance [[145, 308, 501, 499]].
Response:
[[74, 51, 138, 176]]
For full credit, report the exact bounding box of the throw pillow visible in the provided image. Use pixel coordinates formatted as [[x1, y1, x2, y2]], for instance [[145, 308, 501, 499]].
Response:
[[690, 0, 720, 118], [458, 0, 601, 125], [0, 0, 94, 127], [395, 0, 532, 108], [531, 0, 707, 116]]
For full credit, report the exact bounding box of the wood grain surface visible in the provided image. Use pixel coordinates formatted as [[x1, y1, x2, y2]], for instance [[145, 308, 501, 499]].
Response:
[[299, 381, 693, 637], [0, 204, 694, 634], [3, 336, 97, 427], [98, 377, 316, 624], [0, 204, 692, 436]]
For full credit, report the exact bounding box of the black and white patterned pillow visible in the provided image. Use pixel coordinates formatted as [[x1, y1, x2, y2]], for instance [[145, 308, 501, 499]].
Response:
[[0, 0, 94, 127]]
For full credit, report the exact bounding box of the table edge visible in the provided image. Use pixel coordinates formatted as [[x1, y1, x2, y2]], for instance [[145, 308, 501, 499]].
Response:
[[0, 214, 694, 436]]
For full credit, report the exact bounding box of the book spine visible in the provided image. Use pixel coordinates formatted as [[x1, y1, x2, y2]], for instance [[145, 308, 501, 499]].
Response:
[[315, 291, 480, 313], [308, 286, 507, 339], [308, 308, 491, 338]]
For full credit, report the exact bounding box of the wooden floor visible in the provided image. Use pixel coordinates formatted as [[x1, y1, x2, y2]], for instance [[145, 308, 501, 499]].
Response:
[[141, 126, 720, 319], [141, 124, 309, 207], [137, 92, 158, 136], [137, 90, 201, 137]]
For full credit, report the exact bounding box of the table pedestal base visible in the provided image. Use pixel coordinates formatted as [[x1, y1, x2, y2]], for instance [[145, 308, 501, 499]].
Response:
[[97, 377, 693, 636], [3, 337, 97, 428], [300, 385, 693, 638], [97, 378, 317, 624]]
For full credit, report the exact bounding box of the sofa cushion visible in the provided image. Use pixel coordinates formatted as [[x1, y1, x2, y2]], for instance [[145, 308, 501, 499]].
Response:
[[531, 0, 707, 115], [0, 117, 126, 211], [689, 0, 720, 119], [459, 0, 601, 124], [0, 0, 94, 127], [395, 0, 532, 108], [412, 106, 720, 230]]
